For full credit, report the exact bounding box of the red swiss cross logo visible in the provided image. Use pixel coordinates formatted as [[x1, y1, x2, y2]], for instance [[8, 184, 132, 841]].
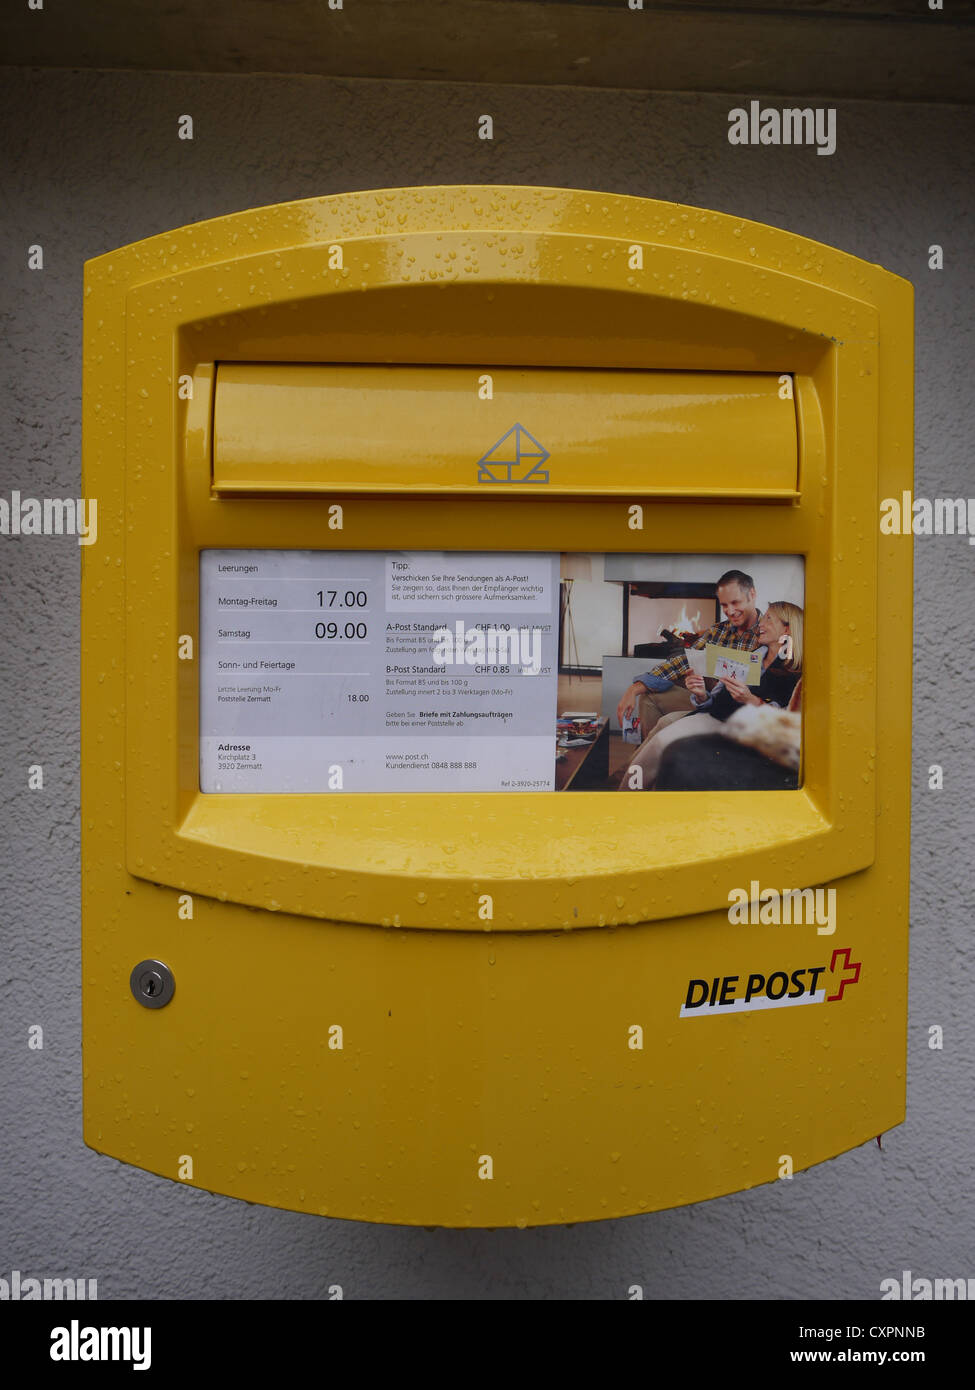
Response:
[[827, 947, 862, 1002]]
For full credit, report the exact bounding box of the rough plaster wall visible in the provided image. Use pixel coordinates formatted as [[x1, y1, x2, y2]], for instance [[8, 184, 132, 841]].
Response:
[[0, 68, 972, 1301]]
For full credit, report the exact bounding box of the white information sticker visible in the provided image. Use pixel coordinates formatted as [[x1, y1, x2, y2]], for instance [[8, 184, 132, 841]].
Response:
[[199, 549, 560, 792]]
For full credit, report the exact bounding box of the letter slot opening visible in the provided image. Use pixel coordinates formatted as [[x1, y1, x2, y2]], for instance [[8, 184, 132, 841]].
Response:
[[212, 364, 799, 499]]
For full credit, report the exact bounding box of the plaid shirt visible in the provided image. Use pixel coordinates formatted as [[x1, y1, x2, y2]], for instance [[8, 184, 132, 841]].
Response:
[[640, 612, 763, 686]]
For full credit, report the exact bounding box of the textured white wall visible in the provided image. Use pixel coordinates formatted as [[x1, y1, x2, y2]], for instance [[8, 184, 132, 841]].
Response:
[[0, 68, 972, 1300]]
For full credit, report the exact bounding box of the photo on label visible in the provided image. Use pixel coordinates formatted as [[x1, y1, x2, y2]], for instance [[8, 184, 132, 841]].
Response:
[[559, 553, 804, 792]]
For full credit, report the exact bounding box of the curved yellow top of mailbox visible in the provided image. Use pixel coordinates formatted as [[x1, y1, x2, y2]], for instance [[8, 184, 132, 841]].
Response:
[[82, 186, 910, 932]]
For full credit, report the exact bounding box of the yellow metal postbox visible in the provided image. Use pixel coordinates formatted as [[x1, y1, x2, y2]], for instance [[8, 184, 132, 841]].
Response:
[[82, 186, 912, 1226]]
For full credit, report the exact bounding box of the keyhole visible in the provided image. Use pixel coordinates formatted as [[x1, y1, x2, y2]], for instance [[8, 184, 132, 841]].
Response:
[[130, 959, 174, 1009]]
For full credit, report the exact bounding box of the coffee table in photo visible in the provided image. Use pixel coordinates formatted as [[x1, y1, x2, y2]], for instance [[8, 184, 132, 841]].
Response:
[[555, 717, 610, 791]]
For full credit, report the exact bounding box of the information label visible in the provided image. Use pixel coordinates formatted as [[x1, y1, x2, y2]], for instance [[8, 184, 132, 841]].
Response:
[[200, 550, 560, 792]]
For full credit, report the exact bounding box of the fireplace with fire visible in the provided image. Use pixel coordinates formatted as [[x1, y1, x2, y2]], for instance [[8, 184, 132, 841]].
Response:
[[625, 582, 720, 659]]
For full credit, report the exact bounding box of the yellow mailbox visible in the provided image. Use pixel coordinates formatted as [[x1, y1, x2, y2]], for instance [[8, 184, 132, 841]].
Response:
[[82, 186, 912, 1226]]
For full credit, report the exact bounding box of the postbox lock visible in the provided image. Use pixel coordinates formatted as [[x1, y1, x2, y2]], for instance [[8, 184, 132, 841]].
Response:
[[129, 959, 175, 1010]]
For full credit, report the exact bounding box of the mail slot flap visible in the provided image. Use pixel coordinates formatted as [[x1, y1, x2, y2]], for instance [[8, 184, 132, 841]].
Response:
[[212, 364, 798, 498]]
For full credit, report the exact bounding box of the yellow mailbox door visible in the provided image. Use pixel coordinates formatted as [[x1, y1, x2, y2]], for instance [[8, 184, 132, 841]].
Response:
[[82, 186, 912, 1226]]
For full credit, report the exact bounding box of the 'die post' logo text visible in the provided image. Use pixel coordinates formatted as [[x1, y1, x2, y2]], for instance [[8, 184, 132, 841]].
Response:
[[680, 947, 861, 1019]]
